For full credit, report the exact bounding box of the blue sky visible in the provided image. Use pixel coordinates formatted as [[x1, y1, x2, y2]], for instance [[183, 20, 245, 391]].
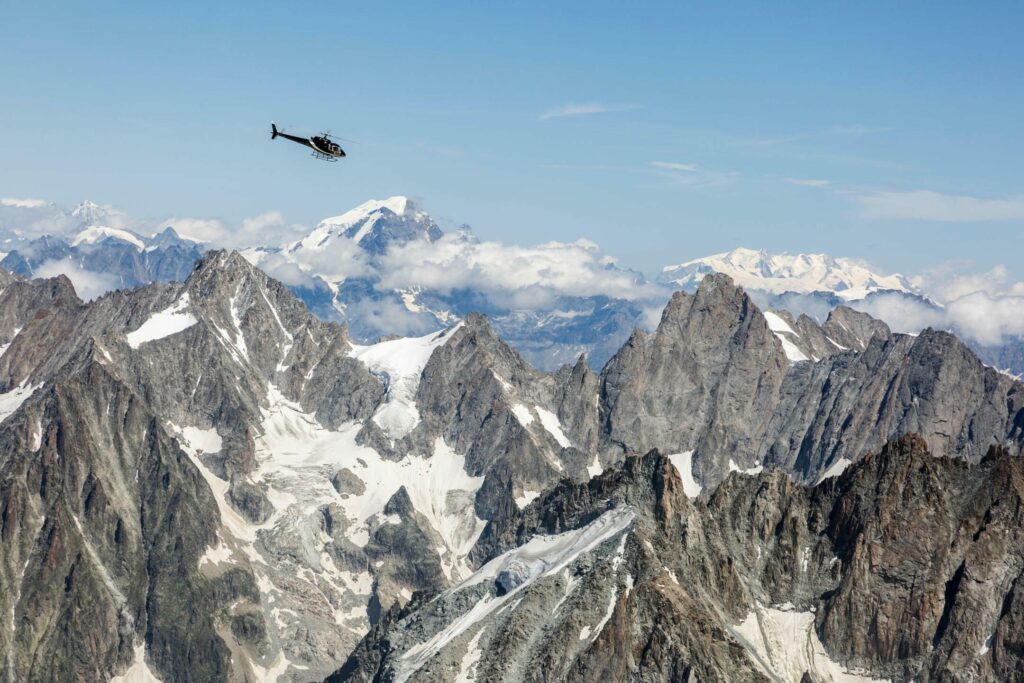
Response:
[[2, 1, 1023, 277]]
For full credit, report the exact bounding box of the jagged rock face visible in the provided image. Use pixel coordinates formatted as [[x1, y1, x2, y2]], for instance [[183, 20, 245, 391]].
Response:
[[334, 437, 1024, 682], [0, 252, 599, 681], [600, 276, 790, 484], [1, 252, 1023, 682], [598, 274, 1024, 488]]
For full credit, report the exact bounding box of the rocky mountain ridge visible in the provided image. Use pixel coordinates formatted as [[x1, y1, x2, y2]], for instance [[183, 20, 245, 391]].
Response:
[[335, 434, 1024, 682], [0, 249, 1022, 679]]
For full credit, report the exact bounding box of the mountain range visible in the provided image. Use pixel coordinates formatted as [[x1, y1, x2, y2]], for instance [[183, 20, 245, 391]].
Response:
[[0, 241, 1022, 681], [3, 196, 1021, 379]]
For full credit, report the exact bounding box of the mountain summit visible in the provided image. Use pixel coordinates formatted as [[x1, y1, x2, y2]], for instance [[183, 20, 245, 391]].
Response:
[[286, 196, 442, 257], [660, 247, 915, 300]]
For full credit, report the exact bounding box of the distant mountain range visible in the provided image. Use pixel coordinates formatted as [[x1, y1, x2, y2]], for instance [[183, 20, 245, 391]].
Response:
[[0, 196, 1020, 378], [661, 246, 916, 300]]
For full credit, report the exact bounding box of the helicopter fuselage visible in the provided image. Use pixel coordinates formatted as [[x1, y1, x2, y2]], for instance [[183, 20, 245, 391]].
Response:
[[271, 123, 346, 160]]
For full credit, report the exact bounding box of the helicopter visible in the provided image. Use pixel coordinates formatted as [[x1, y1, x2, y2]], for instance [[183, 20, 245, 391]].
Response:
[[271, 122, 346, 161]]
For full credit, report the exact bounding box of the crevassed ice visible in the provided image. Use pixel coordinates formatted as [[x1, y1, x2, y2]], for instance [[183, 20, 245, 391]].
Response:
[[349, 323, 463, 439], [255, 384, 485, 574], [126, 293, 197, 348], [395, 507, 635, 682]]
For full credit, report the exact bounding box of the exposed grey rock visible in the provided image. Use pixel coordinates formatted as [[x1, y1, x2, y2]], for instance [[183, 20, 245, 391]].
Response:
[[334, 436, 1024, 682], [1, 251, 1023, 682]]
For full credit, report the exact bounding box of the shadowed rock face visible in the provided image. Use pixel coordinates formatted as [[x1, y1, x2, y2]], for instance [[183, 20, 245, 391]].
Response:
[[333, 436, 1024, 682], [0, 253, 1022, 681]]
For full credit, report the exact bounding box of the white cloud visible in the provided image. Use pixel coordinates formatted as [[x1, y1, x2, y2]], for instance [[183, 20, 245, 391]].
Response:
[[945, 292, 1024, 346], [784, 178, 831, 188], [34, 258, 120, 301], [160, 212, 307, 248], [649, 161, 738, 188], [850, 261, 1024, 347], [650, 161, 699, 172], [912, 262, 1024, 302], [160, 217, 228, 244], [538, 103, 641, 120], [855, 190, 1024, 222], [1, 198, 48, 208], [849, 293, 946, 336], [376, 233, 662, 310]]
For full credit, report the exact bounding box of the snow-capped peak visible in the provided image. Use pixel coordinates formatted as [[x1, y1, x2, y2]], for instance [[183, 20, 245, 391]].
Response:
[[286, 196, 441, 256], [660, 247, 915, 300], [70, 200, 130, 230], [71, 225, 146, 251]]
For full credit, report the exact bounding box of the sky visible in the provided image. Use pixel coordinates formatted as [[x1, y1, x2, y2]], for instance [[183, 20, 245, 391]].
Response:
[[2, 1, 1023, 279]]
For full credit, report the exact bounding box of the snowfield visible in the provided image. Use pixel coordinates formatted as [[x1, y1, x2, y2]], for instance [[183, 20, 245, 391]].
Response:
[[349, 323, 462, 439], [126, 294, 197, 348]]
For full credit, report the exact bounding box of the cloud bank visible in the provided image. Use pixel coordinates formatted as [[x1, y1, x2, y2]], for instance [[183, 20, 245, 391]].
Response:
[[35, 258, 120, 301], [376, 233, 663, 310]]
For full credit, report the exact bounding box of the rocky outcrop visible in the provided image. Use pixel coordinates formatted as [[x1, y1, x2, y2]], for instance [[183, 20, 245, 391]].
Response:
[[333, 435, 1024, 682], [597, 274, 1024, 488]]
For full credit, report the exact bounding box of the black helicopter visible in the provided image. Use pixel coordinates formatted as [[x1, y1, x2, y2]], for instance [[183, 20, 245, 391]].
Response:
[[271, 122, 346, 161]]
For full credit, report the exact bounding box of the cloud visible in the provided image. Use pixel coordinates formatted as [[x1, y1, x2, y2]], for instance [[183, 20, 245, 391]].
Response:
[[160, 212, 308, 248], [1, 198, 48, 208], [259, 237, 374, 286], [912, 262, 1024, 302], [855, 190, 1024, 222], [376, 233, 663, 310], [34, 258, 120, 301], [650, 161, 699, 172], [744, 124, 889, 146], [162, 217, 229, 243], [784, 178, 831, 188], [848, 262, 1024, 347], [343, 297, 440, 338], [648, 161, 738, 188], [538, 103, 641, 121]]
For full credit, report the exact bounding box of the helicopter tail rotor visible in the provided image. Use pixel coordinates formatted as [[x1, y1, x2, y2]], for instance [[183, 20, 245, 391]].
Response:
[[271, 122, 279, 140]]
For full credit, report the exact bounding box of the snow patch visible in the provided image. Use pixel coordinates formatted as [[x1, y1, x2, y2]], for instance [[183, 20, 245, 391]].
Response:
[[396, 507, 635, 682], [72, 226, 145, 251], [349, 324, 462, 439], [198, 539, 233, 568], [667, 451, 702, 498], [109, 643, 163, 682], [816, 457, 853, 484], [454, 628, 485, 683], [535, 406, 571, 448], [732, 603, 889, 682], [126, 293, 197, 348], [515, 488, 540, 509], [0, 382, 41, 424], [510, 403, 534, 426], [729, 459, 764, 476], [255, 385, 485, 577]]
